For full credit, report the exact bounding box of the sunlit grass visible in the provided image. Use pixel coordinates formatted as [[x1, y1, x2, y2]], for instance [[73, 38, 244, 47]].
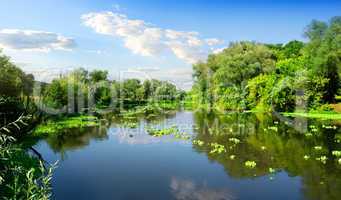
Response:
[[283, 112, 341, 120], [33, 115, 99, 136]]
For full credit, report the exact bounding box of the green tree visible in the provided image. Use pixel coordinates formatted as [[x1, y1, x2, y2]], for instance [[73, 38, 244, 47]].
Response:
[[304, 16, 341, 103], [121, 79, 141, 101], [89, 70, 108, 83]]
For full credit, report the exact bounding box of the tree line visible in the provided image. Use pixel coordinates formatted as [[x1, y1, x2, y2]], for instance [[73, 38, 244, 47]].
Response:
[[42, 68, 185, 112], [191, 16, 341, 112]]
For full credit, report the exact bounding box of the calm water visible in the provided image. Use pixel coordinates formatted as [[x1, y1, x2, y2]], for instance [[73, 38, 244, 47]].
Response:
[[34, 110, 341, 200]]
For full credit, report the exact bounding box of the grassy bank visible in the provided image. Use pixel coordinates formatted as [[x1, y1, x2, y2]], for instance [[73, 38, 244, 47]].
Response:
[[33, 115, 100, 136], [283, 112, 341, 120]]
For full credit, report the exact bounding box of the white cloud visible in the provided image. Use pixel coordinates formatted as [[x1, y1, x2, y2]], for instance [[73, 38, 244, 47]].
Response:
[[170, 177, 234, 200], [81, 11, 224, 64], [0, 29, 76, 52], [124, 66, 193, 90], [212, 47, 226, 54], [205, 38, 224, 46]]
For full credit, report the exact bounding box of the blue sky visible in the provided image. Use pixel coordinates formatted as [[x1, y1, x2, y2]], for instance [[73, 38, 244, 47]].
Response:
[[0, 0, 340, 88]]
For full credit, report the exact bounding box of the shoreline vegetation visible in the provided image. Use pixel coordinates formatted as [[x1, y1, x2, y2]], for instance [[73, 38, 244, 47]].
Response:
[[0, 16, 341, 199]]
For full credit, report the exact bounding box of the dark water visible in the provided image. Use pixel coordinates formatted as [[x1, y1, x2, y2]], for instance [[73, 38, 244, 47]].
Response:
[[34, 111, 341, 200]]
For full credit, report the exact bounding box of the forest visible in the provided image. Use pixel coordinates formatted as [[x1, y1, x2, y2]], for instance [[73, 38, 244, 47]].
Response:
[[0, 16, 340, 199], [191, 16, 341, 113]]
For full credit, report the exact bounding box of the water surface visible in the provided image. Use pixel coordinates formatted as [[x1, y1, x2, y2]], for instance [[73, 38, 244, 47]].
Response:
[[34, 111, 341, 200]]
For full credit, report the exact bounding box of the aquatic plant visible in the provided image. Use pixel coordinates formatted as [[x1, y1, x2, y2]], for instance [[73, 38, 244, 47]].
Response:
[[122, 121, 138, 128], [33, 115, 100, 136], [269, 168, 276, 173], [304, 155, 310, 160], [261, 146, 267, 151], [174, 132, 191, 140], [229, 155, 236, 160], [338, 158, 341, 165], [192, 140, 204, 146], [322, 124, 337, 129], [210, 143, 226, 154], [314, 146, 323, 151], [228, 137, 240, 144], [147, 125, 190, 140], [310, 128, 318, 132], [146, 126, 177, 137], [316, 156, 327, 164], [244, 161, 257, 168], [267, 126, 278, 132], [305, 133, 313, 137], [332, 150, 341, 157]]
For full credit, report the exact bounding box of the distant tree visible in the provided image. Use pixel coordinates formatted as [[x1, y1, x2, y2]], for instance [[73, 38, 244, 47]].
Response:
[[44, 79, 68, 109], [142, 80, 152, 100], [122, 79, 141, 100], [212, 41, 276, 87], [155, 82, 177, 100], [304, 16, 341, 103], [0, 53, 25, 97], [89, 70, 108, 83]]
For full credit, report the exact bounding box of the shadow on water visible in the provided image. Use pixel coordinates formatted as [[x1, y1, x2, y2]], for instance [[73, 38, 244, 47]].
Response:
[[192, 110, 341, 200]]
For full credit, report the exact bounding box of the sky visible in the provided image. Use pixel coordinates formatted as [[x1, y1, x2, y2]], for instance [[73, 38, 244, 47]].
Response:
[[0, 0, 340, 89]]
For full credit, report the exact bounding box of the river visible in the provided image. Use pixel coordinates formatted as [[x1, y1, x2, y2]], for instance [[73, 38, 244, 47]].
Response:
[[33, 110, 341, 200]]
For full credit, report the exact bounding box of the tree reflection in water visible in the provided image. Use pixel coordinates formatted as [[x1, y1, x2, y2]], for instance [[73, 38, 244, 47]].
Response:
[[192, 110, 341, 200]]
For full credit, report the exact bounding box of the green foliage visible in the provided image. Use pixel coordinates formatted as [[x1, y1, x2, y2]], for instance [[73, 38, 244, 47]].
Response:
[[89, 70, 108, 83], [192, 16, 341, 112], [33, 115, 99, 136], [304, 16, 341, 103], [0, 52, 34, 98], [146, 125, 191, 140], [0, 134, 54, 199], [41, 68, 182, 113]]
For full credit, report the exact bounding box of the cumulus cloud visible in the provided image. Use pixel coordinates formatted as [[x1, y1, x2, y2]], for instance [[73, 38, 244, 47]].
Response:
[[122, 67, 193, 90], [205, 38, 224, 46], [81, 11, 224, 64], [0, 29, 76, 52], [212, 46, 227, 54]]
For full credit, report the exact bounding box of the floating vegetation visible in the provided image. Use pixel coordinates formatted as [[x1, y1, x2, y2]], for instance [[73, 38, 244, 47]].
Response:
[[314, 146, 323, 151], [267, 126, 278, 132], [210, 143, 226, 154], [316, 156, 327, 164], [305, 133, 313, 137], [33, 115, 99, 136], [269, 168, 276, 173], [229, 155, 236, 160], [244, 161, 257, 168], [174, 132, 191, 140], [332, 150, 341, 157], [228, 137, 240, 144], [261, 146, 267, 151], [146, 125, 177, 136], [338, 158, 341, 165], [304, 155, 310, 160], [283, 112, 341, 120], [322, 124, 337, 130], [309, 125, 316, 129], [192, 140, 204, 146], [146, 125, 190, 140], [310, 128, 318, 132], [122, 121, 138, 128]]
